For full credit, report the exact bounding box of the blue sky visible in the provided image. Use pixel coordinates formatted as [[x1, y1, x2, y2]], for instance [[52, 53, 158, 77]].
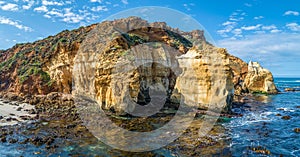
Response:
[[0, 0, 299, 77]]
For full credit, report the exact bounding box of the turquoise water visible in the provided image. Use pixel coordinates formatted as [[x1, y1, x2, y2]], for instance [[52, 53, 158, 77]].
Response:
[[1, 78, 300, 156], [227, 78, 300, 156]]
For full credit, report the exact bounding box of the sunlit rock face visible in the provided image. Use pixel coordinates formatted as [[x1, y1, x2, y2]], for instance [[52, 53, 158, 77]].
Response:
[[172, 47, 233, 112], [73, 17, 234, 115], [242, 61, 278, 94], [0, 16, 279, 114]]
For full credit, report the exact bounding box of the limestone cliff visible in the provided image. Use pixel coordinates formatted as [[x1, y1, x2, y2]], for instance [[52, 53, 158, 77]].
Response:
[[73, 17, 233, 114], [0, 17, 277, 114]]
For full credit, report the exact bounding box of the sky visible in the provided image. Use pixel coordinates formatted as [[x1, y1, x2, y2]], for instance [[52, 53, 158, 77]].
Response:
[[0, 0, 299, 77]]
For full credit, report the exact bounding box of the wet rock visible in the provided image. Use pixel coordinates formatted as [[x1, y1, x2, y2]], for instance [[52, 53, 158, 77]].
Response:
[[251, 146, 271, 155], [45, 137, 54, 146], [281, 116, 291, 120], [8, 138, 18, 143], [19, 138, 30, 144], [1, 136, 6, 142], [34, 152, 41, 155], [285, 88, 296, 92], [20, 115, 30, 120], [30, 136, 44, 146], [6, 117, 13, 121], [65, 124, 76, 129], [275, 114, 282, 116], [294, 128, 300, 133], [29, 109, 36, 114]]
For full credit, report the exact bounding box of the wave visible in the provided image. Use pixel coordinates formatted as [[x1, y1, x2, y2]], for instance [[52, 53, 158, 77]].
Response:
[[276, 80, 300, 83]]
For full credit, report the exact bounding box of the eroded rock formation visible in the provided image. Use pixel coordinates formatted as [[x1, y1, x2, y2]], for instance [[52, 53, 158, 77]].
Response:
[[73, 17, 233, 114], [242, 61, 278, 94], [0, 17, 278, 114]]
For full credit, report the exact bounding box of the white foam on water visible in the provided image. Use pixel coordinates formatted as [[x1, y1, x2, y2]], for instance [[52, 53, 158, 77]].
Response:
[[277, 80, 300, 83], [0, 99, 36, 126]]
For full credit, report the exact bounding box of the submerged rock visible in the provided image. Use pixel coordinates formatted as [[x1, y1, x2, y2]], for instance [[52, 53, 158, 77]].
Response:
[[281, 116, 291, 120], [294, 128, 300, 133], [250, 146, 271, 155], [285, 88, 299, 92]]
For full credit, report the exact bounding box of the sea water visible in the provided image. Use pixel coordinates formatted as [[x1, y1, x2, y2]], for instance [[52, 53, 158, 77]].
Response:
[[227, 78, 300, 156], [0, 78, 300, 156]]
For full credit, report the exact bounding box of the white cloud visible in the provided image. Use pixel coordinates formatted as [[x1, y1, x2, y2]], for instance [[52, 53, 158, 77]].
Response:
[[42, 0, 63, 6], [284, 10, 299, 16], [217, 25, 235, 37], [43, 14, 51, 18], [217, 33, 300, 76], [241, 24, 262, 31], [217, 10, 247, 37], [121, 0, 128, 5], [232, 28, 243, 37], [90, 0, 102, 2], [62, 8, 85, 23], [262, 25, 277, 30], [47, 9, 63, 17], [229, 11, 246, 21], [244, 3, 252, 7], [270, 29, 281, 33], [22, 1, 34, 10], [0, 16, 33, 32], [286, 23, 300, 31], [222, 21, 237, 26], [254, 16, 264, 20], [217, 33, 300, 59], [34, 6, 48, 12], [91, 6, 108, 12], [0, 1, 5, 5], [1, 3, 18, 11]]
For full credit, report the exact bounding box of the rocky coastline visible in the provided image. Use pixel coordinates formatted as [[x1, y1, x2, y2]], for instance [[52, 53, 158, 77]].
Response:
[[0, 17, 279, 156]]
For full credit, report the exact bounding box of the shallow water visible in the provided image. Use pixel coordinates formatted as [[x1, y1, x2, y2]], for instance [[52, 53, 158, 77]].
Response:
[[1, 78, 300, 156], [227, 78, 300, 156]]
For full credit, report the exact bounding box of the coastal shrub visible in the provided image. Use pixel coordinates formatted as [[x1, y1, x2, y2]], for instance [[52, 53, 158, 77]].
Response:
[[0, 51, 24, 71]]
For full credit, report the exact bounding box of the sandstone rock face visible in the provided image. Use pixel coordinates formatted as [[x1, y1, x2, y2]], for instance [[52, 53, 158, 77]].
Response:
[[242, 61, 278, 94], [73, 17, 233, 114], [0, 17, 278, 114], [229, 55, 248, 95]]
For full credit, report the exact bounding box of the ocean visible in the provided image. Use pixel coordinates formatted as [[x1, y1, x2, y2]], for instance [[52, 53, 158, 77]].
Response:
[[0, 78, 300, 156], [227, 78, 300, 156]]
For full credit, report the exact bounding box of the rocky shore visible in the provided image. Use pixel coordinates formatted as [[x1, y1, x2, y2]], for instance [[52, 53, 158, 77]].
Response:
[[0, 17, 280, 156], [0, 90, 267, 156]]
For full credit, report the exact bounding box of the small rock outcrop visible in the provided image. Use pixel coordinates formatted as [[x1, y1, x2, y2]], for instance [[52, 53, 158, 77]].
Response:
[[285, 88, 299, 92], [242, 61, 278, 94]]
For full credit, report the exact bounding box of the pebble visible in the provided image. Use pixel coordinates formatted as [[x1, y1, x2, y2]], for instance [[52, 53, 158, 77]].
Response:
[[17, 107, 23, 111]]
